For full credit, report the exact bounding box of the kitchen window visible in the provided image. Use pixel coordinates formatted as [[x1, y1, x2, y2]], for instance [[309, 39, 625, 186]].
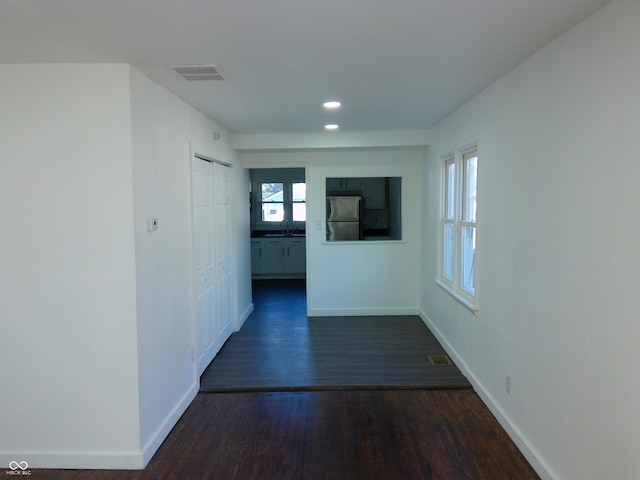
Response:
[[437, 144, 478, 312], [260, 181, 306, 223], [251, 168, 306, 228], [292, 182, 307, 222], [261, 182, 285, 222]]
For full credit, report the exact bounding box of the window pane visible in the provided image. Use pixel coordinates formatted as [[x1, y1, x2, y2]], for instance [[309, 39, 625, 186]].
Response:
[[461, 226, 476, 295], [292, 203, 306, 222], [443, 223, 454, 281], [445, 161, 455, 219], [262, 202, 284, 222], [292, 182, 307, 221], [292, 182, 306, 202], [463, 155, 477, 222], [261, 183, 283, 202]]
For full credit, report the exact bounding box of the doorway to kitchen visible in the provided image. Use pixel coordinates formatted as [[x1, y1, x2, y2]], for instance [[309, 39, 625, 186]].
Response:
[[249, 167, 307, 299]]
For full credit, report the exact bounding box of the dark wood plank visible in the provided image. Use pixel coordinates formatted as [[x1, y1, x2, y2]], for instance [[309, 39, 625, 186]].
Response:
[[34, 390, 539, 479], [201, 280, 470, 391], [31, 281, 539, 478]]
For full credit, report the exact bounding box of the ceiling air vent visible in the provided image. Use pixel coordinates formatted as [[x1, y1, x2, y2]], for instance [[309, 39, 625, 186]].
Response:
[[171, 65, 224, 81]]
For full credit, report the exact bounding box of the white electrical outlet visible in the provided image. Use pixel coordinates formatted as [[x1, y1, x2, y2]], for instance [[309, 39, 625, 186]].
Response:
[[506, 374, 512, 395]]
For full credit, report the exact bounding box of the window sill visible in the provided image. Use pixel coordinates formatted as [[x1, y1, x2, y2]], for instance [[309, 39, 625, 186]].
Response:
[[435, 278, 479, 315]]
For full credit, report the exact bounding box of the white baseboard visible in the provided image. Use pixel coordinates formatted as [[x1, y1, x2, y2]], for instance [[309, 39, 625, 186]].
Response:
[[308, 306, 419, 317], [1, 382, 199, 471], [140, 381, 199, 467], [236, 302, 254, 331], [418, 308, 558, 480], [0, 449, 145, 471]]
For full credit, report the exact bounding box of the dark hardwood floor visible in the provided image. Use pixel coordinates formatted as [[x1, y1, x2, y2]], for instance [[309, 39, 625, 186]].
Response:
[[201, 280, 470, 391], [33, 280, 539, 479], [34, 390, 539, 480]]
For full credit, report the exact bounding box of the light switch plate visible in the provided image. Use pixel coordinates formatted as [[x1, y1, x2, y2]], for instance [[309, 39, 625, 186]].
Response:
[[147, 217, 158, 232]]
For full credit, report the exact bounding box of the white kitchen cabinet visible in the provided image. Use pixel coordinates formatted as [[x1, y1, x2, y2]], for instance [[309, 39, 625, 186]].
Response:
[[250, 237, 306, 277], [250, 239, 264, 275], [285, 238, 306, 274], [263, 238, 286, 274]]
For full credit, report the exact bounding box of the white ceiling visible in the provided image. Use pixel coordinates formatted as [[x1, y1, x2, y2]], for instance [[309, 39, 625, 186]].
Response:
[[0, 0, 611, 134]]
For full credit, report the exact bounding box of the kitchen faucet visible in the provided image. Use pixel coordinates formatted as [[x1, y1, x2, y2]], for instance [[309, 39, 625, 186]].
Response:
[[280, 219, 290, 235]]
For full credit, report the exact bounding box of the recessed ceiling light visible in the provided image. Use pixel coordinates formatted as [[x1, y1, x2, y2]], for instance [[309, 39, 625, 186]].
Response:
[[323, 101, 341, 109], [325, 124, 339, 131]]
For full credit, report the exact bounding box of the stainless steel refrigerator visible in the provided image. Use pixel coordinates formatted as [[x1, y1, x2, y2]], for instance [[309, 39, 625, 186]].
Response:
[[326, 195, 362, 241]]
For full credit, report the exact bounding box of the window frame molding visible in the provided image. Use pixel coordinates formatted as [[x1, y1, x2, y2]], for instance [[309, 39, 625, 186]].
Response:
[[251, 169, 306, 228], [436, 141, 479, 314], [260, 181, 286, 223]]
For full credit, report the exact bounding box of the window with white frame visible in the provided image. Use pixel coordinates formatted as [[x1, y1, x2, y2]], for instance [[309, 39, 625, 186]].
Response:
[[250, 168, 306, 228], [438, 146, 478, 311], [291, 182, 307, 222], [261, 182, 285, 222], [259, 181, 306, 223]]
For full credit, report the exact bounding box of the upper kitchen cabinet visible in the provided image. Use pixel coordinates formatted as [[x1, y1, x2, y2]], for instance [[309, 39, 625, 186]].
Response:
[[361, 177, 386, 209], [326, 177, 386, 209]]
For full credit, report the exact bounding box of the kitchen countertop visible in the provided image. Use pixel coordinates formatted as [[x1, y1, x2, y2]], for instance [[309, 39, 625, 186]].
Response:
[[251, 232, 306, 238]]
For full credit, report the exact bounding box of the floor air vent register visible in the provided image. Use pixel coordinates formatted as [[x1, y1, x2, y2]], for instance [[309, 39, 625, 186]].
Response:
[[428, 355, 453, 366]]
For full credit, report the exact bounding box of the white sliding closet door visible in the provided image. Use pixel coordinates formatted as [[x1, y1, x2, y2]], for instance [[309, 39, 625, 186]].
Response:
[[192, 157, 216, 374], [192, 157, 234, 376], [214, 162, 233, 348]]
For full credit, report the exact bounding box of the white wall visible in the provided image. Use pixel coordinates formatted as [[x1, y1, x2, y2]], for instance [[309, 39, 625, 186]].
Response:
[[0, 64, 254, 469], [243, 149, 422, 317], [420, 1, 640, 479], [126, 67, 254, 465], [233, 164, 253, 325], [234, 129, 431, 151], [129, 68, 199, 464], [0, 64, 142, 468]]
